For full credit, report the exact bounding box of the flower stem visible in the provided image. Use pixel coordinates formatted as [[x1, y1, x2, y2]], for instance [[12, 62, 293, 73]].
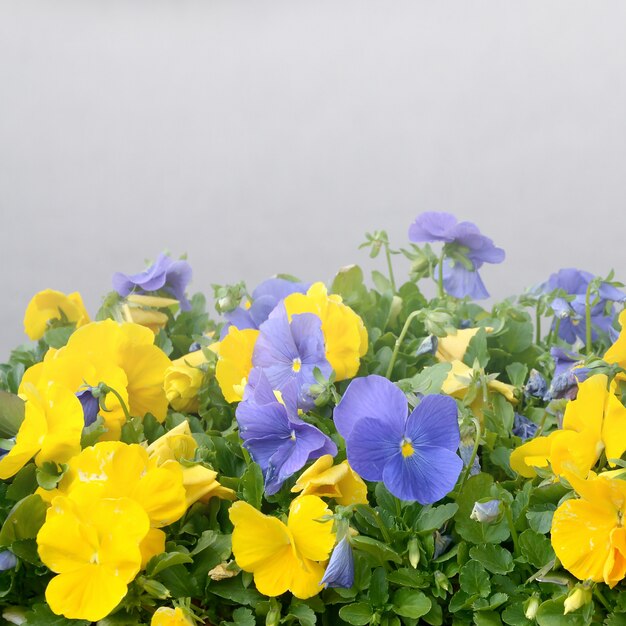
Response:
[[535, 303, 541, 344], [593, 585, 611, 611], [372, 509, 393, 545], [502, 499, 519, 555], [384, 241, 397, 293], [456, 417, 481, 494], [437, 249, 445, 298], [585, 281, 594, 354], [386, 310, 421, 379], [101, 384, 132, 422]]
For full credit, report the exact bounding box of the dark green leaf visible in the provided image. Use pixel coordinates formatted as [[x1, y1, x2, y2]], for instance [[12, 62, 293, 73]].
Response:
[[338, 603, 373, 626], [468, 545, 513, 575], [459, 561, 491, 598], [392, 588, 431, 619]]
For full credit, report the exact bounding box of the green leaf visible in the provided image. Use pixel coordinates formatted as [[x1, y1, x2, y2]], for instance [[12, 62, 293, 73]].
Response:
[[464, 328, 490, 369], [0, 390, 24, 437], [368, 567, 388, 607], [505, 362, 528, 387], [43, 325, 75, 349], [286, 602, 317, 626], [386, 568, 429, 589], [24, 603, 89, 626], [97, 612, 143, 625], [338, 602, 374, 626], [392, 588, 431, 619], [501, 602, 532, 626], [223, 607, 256, 626], [518, 529, 555, 569], [36, 461, 66, 490], [209, 577, 264, 606], [6, 463, 38, 501], [459, 561, 491, 598], [351, 535, 402, 564], [415, 503, 458, 533], [535, 597, 587, 626], [331, 265, 368, 306], [525, 505, 556, 535], [240, 462, 264, 510], [0, 494, 46, 547], [404, 363, 452, 395], [145, 551, 193, 577], [468, 544, 514, 575], [473, 611, 503, 626]]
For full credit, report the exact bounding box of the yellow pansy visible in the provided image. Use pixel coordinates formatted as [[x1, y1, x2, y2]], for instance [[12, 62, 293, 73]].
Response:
[[147, 421, 236, 507], [0, 383, 83, 480], [229, 495, 336, 598], [37, 483, 150, 622], [23, 289, 90, 340], [121, 294, 179, 334], [51, 441, 187, 529], [291, 455, 368, 505], [215, 327, 259, 403], [436, 327, 487, 363], [551, 470, 626, 587], [605, 310, 626, 381], [164, 350, 208, 413], [151, 607, 194, 626], [283, 282, 368, 381], [510, 374, 626, 478], [20, 320, 171, 439]]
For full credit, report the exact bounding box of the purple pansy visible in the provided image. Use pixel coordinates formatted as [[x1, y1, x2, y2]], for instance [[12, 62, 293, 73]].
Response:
[[334, 375, 462, 504], [112, 253, 193, 311], [539, 268, 625, 344], [0, 550, 17, 571], [544, 347, 590, 401], [251, 304, 331, 410], [236, 371, 337, 495], [408, 212, 505, 299], [224, 278, 310, 332], [321, 537, 354, 589], [76, 388, 100, 427]]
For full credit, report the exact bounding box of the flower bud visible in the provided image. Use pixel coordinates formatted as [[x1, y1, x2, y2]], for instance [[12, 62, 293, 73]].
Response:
[[563, 586, 592, 615], [164, 350, 208, 413], [470, 499, 501, 524], [408, 537, 420, 568], [524, 595, 540, 620], [434, 570, 450, 593]]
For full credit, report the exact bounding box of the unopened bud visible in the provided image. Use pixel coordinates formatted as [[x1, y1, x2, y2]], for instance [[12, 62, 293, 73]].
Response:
[[524, 595, 540, 620], [470, 499, 501, 524], [408, 537, 420, 568], [434, 570, 450, 593], [563, 586, 592, 615]]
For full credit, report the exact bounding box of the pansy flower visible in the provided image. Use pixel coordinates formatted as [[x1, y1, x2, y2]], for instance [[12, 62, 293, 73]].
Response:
[[538, 268, 625, 344], [113, 253, 193, 311], [37, 483, 150, 621], [20, 320, 172, 438], [0, 383, 83, 480], [151, 607, 195, 625], [605, 310, 626, 382], [334, 375, 462, 503], [229, 495, 336, 598], [252, 304, 332, 409], [552, 470, 626, 587], [23, 289, 90, 340], [235, 372, 336, 495], [283, 282, 368, 381], [214, 327, 259, 403], [408, 212, 505, 299], [224, 277, 310, 332], [321, 536, 354, 589], [510, 374, 626, 479]]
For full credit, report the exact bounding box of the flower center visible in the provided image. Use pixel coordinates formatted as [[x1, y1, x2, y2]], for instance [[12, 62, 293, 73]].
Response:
[[401, 438, 414, 458], [290, 430, 297, 441], [292, 358, 302, 373]]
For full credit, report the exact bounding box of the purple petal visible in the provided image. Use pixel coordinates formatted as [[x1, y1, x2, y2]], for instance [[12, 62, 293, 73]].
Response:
[[408, 212, 458, 243], [236, 398, 291, 441], [223, 308, 258, 333], [382, 446, 463, 503], [404, 395, 460, 452], [333, 375, 407, 440], [321, 537, 354, 588], [442, 262, 490, 299], [163, 260, 193, 310], [345, 416, 403, 482]]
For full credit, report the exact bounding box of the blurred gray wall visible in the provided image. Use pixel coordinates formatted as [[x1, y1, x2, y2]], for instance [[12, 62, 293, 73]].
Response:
[[2, 0, 626, 358]]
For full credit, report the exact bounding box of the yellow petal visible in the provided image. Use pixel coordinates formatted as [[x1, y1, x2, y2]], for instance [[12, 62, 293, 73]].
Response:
[[140, 528, 166, 569], [23, 289, 90, 341], [509, 435, 553, 478], [436, 328, 484, 363], [151, 607, 195, 626], [288, 496, 335, 562], [229, 501, 294, 572], [215, 328, 259, 403], [602, 393, 626, 465]]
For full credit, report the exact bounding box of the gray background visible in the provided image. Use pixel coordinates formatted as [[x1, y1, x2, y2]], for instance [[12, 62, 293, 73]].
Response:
[[2, 0, 626, 359]]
